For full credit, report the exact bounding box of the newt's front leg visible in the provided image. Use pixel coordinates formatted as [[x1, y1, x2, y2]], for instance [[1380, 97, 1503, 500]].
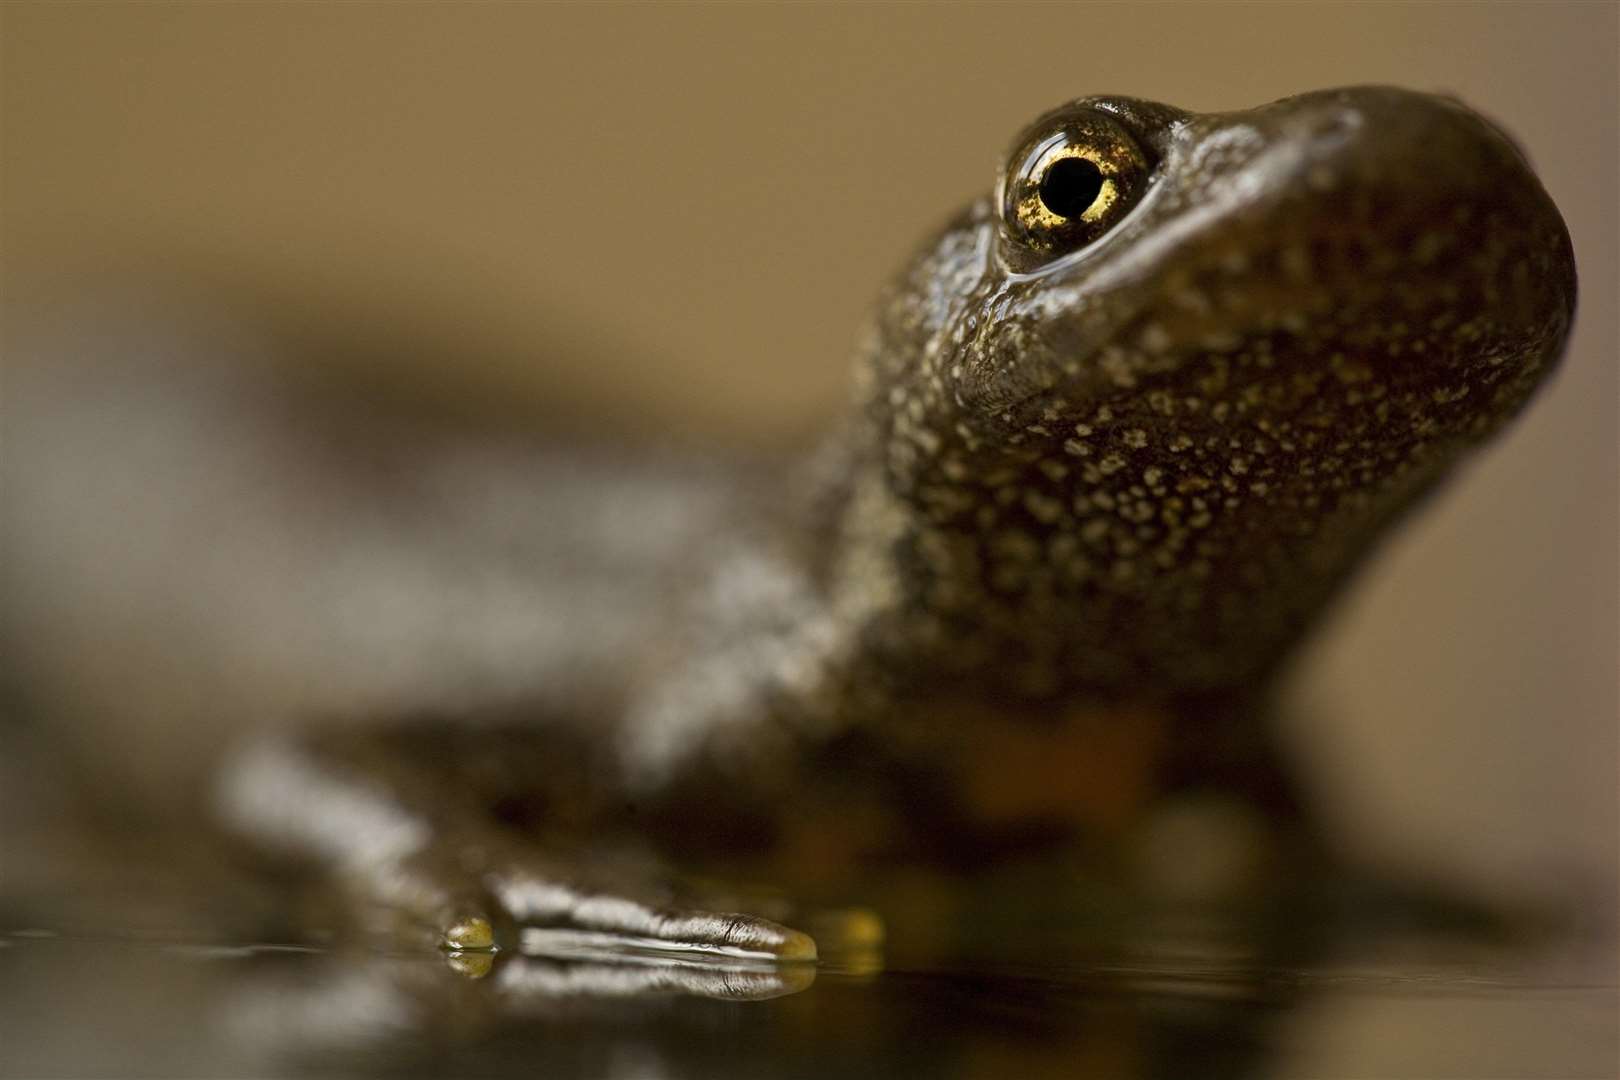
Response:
[[217, 725, 817, 961]]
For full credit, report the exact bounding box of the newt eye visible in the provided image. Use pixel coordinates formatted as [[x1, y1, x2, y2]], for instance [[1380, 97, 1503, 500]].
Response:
[[1000, 110, 1150, 260]]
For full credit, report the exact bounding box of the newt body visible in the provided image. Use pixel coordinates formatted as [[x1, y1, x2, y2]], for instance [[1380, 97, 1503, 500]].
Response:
[[7, 87, 1576, 960]]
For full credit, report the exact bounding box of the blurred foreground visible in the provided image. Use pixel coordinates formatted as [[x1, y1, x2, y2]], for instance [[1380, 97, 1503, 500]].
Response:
[[2, 867, 1614, 1080]]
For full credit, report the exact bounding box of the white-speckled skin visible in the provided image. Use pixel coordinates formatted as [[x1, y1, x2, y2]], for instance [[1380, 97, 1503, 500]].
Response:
[[842, 88, 1574, 705]]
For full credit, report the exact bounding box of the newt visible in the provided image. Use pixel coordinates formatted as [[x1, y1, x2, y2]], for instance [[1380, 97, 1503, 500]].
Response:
[[6, 86, 1576, 963]]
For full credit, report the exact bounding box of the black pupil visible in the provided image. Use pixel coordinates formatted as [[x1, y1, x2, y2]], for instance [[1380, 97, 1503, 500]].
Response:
[[1039, 156, 1104, 220]]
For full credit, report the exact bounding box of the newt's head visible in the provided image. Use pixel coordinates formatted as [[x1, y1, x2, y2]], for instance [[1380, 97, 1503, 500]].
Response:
[[856, 86, 1575, 699]]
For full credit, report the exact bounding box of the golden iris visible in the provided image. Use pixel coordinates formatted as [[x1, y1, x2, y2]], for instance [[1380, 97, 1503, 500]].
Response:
[[1001, 111, 1150, 259]]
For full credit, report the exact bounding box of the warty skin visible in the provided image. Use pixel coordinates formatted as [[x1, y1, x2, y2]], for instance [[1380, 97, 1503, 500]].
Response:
[[836, 87, 1574, 708]]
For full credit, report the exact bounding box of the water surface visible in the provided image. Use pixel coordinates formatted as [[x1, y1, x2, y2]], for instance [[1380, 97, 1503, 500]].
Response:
[[3, 885, 1612, 1079]]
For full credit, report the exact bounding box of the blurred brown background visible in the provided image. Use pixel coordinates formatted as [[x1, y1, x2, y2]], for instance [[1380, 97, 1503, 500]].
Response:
[[4, 3, 1615, 910]]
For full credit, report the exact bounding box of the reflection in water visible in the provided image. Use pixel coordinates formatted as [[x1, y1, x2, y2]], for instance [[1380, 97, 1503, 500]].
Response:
[[3, 887, 1614, 1079]]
